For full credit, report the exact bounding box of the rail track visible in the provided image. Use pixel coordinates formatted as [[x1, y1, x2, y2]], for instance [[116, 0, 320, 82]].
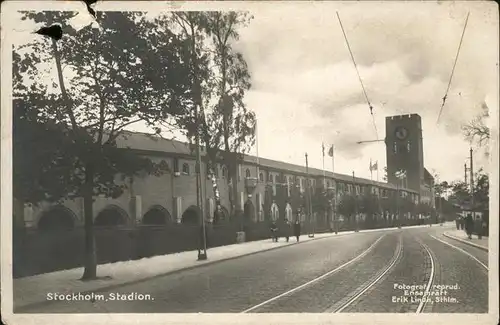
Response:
[[241, 231, 447, 314]]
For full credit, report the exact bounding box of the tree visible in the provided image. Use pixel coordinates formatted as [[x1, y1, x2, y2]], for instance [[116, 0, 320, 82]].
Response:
[[165, 12, 255, 216], [338, 194, 356, 222], [311, 188, 329, 215], [263, 183, 274, 222], [382, 167, 388, 182], [290, 180, 305, 220], [462, 101, 490, 150], [17, 11, 190, 280], [359, 193, 379, 226], [13, 50, 79, 204], [473, 169, 489, 210]]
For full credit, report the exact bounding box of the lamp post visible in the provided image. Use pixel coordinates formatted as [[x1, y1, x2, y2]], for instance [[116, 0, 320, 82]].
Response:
[[352, 171, 359, 232], [305, 153, 314, 237], [394, 169, 406, 228], [195, 99, 207, 261]]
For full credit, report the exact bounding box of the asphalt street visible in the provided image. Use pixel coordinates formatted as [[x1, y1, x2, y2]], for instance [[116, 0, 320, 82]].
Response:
[[20, 225, 489, 313]]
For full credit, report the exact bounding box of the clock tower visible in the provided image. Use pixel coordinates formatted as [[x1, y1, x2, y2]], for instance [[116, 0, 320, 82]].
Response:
[[385, 114, 425, 195]]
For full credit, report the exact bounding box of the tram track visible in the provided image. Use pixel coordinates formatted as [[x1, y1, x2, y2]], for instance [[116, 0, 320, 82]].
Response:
[[430, 235, 488, 271], [415, 238, 436, 314], [327, 234, 403, 313], [242, 231, 441, 314], [241, 234, 389, 313]]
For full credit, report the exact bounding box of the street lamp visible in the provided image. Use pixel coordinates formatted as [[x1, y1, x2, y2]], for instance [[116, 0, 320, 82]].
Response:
[[395, 170, 406, 228]]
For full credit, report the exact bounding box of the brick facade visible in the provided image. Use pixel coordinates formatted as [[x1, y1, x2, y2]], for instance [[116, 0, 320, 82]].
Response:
[[16, 131, 423, 230]]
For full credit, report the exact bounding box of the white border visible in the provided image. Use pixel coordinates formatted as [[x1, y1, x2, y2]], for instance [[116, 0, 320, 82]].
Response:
[[1, 1, 498, 324]]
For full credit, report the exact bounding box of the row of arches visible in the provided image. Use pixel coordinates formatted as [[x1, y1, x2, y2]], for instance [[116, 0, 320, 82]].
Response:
[[243, 200, 294, 222], [36, 204, 230, 232]]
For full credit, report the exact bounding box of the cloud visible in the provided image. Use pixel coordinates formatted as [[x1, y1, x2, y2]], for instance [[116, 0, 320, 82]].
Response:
[[236, 1, 498, 181]]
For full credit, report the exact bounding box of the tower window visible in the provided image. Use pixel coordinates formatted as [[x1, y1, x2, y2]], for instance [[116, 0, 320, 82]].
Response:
[[393, 142, 397, 154], [182, 163, 190, 175], [407, 141, 411, 152]]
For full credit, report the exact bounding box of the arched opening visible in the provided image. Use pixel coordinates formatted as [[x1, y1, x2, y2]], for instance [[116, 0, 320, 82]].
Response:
[[259, 172, 264, 181], [222, 166, 228, 179], [213, 205, 229, 224], [245, 169, 251, 178], [142, 206, 171, 225], [182, 206, 200, 225], [285, 203, 293, 222], [270, 203, 279, 221], [95, 206, 128, 227], [244, 200, 255, 221], [38, 206, 76, 232]]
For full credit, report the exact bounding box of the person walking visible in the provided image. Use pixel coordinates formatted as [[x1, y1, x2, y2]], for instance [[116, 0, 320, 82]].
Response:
[[284, 218, 292, 242], [293, 220, 301, 242], [465, 213, 474, 239], [270, 221, 279, 242]]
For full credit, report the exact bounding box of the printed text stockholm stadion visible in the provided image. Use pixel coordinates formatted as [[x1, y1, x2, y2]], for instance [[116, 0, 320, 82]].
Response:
[[392, 283, 460, 304], [47, 292, 154, 302]]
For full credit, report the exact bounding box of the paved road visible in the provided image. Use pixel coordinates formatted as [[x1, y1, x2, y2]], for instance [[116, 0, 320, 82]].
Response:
[[19, 225, 488, 313]]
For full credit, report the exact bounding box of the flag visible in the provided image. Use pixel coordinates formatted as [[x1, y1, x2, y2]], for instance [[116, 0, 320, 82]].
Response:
[[328, 145, 334, 157], [370, 161, 378, 171], [322, 143, 325, 157], [395, 169, 407, 179]]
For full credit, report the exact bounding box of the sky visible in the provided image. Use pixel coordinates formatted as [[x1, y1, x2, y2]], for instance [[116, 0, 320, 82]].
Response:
[[4, 1, 498, 184]]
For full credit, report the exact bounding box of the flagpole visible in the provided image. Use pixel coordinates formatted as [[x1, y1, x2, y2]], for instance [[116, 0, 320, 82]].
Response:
[[376, 161, 379, 182], [352, 170, 359, 232], [322, 143, 326, 187], [331, 145, 335, 174], [370, 158, 373, 181], [256, 118, 259, 181], [330, 144, 337, 233]]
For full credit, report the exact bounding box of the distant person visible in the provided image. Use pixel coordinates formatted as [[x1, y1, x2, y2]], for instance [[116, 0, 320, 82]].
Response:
[[478, 215, 487, 239], [283, 218, 292, 242], [455, 217, 460, 230], [465, 213, 473, 239], [293, 220, 301, 242], [270, 222, 279, 242]]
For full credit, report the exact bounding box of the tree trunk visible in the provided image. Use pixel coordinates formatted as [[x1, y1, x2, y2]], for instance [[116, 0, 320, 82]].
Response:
[[226, 151, 239, 217], [81, 164, 97, 280]]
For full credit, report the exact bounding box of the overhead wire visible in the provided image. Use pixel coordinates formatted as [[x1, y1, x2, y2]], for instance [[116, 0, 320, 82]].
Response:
[[436, 12, 470, 125], [336, 11, 379, 140]]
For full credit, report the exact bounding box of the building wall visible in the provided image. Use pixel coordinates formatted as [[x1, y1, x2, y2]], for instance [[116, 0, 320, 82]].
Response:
[[18, 136, 425, 230], [386, 114, 425, 196]]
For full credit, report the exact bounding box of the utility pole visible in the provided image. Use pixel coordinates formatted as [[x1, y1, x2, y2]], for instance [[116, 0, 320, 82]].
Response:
[[470, 147, 474, 212], [305, 153, 314, 237], [352, 171, 358, 232], [464, 163, 468, 185], [396, 179, 400, 228], [195, 104, 207, 261]]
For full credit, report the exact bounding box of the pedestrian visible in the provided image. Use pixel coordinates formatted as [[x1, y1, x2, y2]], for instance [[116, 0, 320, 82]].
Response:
[[465, 213, 473, 239], [293, 220, 301, 242], [284, 218, 292, 242], [478, 214, 487, 239], [270, 221, 278, 242]]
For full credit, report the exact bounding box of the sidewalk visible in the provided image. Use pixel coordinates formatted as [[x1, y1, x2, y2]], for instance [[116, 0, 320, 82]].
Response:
[[13, 224, 428, 310], [443, 229, 489, 251]]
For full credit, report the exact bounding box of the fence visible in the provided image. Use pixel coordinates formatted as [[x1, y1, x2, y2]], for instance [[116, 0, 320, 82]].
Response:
[[13, 214, 431, 278]]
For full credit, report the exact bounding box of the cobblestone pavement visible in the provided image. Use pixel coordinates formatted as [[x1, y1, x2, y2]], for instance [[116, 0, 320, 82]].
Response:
[[419, 229, 488, 313], [18, 226, 488, 313]]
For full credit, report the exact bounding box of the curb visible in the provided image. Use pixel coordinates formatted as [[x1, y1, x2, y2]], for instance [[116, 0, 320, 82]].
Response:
[[15, 225, 428, 312], [15, 232, 341, 312], [442, 232, 488, 252]]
